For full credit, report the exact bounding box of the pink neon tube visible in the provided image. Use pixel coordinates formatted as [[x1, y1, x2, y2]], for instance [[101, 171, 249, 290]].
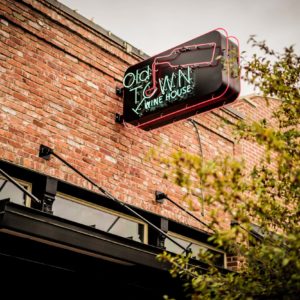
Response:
[[132, 28, 240, 129]]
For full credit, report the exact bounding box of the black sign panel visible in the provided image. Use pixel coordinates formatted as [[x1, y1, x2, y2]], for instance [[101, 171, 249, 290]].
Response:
[[122, 29, 240, 130]]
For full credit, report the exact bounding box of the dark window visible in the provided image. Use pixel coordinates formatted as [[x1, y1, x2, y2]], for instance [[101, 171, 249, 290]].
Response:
[[52, 194, 147, 243], [165, 232, 226, 267], [0, 177, 31, 206]]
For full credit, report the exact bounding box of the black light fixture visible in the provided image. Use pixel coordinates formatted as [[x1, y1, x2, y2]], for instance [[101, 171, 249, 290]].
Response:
[[155, 191, 167, 204], [39, 144, 53, 160], [230, 220, 239, 227]]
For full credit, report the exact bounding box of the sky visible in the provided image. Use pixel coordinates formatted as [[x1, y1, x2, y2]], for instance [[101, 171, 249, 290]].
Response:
[[59, 0, 300, 95]]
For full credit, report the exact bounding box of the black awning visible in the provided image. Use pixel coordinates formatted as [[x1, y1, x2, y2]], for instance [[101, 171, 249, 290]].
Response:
[[0, 199, 188, 299], [0, 200, 170, 269]]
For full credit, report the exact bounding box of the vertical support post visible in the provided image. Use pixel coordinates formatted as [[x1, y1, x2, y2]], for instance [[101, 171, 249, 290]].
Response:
[[157, 217, 168, 249], [42, 177, 58, 214]]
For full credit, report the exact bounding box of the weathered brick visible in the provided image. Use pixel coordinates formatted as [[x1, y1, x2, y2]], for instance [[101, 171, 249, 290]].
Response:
[[0, 0, 279, 238]]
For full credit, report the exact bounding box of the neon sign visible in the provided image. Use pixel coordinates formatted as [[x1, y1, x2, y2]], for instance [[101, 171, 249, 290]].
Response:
[[121, 28, 240, 130]]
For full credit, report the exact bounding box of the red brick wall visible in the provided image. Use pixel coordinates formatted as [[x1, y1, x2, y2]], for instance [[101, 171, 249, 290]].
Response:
[[0, 0, 279, 231]]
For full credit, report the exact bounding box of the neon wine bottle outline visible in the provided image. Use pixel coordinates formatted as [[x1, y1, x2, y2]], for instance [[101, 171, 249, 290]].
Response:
[[132, 42, 217, 115], [144, 42, 217, 98], [134, 30, 240, 129]]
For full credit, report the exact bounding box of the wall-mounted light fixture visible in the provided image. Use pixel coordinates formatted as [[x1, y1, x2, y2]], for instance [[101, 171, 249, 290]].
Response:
[[155, 191, 167, 204]]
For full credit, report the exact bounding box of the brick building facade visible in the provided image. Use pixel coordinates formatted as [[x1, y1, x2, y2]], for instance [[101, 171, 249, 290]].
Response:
[[0, 0, 279, 298]]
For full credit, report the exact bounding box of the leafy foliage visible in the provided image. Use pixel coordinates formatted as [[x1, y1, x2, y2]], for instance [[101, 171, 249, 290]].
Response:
[[157, 39, 300, 299]]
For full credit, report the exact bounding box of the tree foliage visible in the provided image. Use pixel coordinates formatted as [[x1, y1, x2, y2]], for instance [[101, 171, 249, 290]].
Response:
[[157, 39, 300, 299]]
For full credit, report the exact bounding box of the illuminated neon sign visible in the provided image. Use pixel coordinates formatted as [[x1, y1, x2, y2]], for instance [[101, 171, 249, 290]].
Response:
[[121, 28, 240, 130]]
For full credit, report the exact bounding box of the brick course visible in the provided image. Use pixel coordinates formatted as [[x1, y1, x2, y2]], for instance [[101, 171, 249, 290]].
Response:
[[0, 0, 279, 232]]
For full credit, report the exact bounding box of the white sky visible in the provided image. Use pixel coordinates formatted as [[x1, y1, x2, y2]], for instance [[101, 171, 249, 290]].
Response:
[[59, 0, 300, 95]]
